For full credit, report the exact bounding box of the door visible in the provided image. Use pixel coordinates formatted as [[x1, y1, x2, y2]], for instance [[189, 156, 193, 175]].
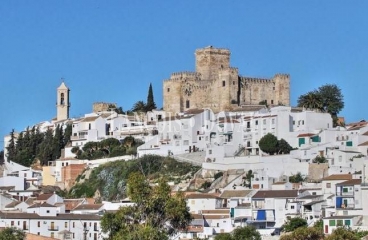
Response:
[[324, 225, 328, 234]]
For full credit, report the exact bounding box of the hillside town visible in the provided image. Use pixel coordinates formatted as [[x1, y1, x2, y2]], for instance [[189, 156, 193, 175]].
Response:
[[2, 46, 368, 240]]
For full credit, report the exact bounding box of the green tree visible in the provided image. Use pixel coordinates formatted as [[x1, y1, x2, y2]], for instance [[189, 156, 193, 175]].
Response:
[[259, 133, 278, 155], [325, 227, 359, 240], [6, 129, 17, 161], [297, 84, 344, 126], [63, 124, 72, 147], [0, 151, 4, 164], [132, 100, 146, 112], [146, 83, 157, 111], [313, 155, 327, 163], [280, 227, 323, 240], [0, 227, 26, 240], [115, 106, 125, 114], [53, 125, 64, 160], [282, 217, 308, 232], [297, 90, 323, 111], [37, 129, 54, 165], [232, 226, 261, 240], [101, 172, 192, 240], [215, 233, 233, 240], [278, 138, 292, 154], [289, 172, 305, 183], [244, 170, 254, 188]]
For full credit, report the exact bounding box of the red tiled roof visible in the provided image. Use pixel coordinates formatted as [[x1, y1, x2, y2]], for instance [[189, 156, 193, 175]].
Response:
[[336, 179, 361, 186], [322, 174, 352, 181], [252, 190, 299, 199], [297, 133, 316, 137]]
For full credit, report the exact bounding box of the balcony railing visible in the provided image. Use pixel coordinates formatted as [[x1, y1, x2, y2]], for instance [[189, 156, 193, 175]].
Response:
[[48, 226, 59, 231]]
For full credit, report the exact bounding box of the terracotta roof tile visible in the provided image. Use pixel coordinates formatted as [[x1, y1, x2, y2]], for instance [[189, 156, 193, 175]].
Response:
[[72, 204, 103, 211], [252, 190, 299, 199], [336, 179, 361, 186], [322, 174, 352, 181], [220, 190, 253, 198]]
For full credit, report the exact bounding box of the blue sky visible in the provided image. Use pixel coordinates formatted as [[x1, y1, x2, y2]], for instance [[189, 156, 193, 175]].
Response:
[[1, 1, 368, 149]]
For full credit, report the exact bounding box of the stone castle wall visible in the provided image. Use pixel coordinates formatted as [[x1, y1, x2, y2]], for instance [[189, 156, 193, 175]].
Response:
[[163, 46, 290, 113], [93, 102, 117, 113]]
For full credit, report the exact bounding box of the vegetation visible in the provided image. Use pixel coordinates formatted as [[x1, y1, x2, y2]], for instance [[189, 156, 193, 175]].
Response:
[[259, 133, 293, 155], [73, 136, 143, 160], [0, 227, 26, 240], [282, 217, 307, 232], [289, 172, 305, 183], [313, 155, 328, 163], [101, 172, 192, 240], [68, 155, 200, 201], [6, 125, 72, 166], [200, 181, 211, 189], [0, 150, 4, 164], [146, 83, 157, 111], [297, 84, 344, 126], [243, 170, 254, 188], [280, 226, 323, 240], [215, 226, 261, 240], [214, 171, 223, 180], [130, 83, 157, 113]]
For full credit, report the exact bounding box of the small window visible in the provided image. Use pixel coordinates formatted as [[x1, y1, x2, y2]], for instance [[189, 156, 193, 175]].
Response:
[[291, 205, 295, 209], [47, 210, 50, 213], [222, 81, 226, 87], [337, 220, 343, 226], [271, 100, 274, 104], [73, 222, 75, 228], [209, 150, 212, 154], [37, 221, 40, 227], [65, 222, 68, 228], [255, 120, 258, 125], [273, 87, 275, 90], [167, 88, 170, 92], [233, 81, 235, 85], [329, 220, 336, 226], [186, 100, 190, 108], [326, 183, 331, 188], [263, 119, 266, 124]]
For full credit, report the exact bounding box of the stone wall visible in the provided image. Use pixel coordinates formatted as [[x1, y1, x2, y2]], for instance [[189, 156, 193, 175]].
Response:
[[163, 46, 290, 114], [93, 102, 116, 112]]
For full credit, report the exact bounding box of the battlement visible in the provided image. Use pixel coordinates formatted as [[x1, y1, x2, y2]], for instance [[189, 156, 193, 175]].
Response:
[[195, 46, 230, 55], [274, 73, 290, 79], [164, 71, 202, 82], [241, 76, 272, 83]]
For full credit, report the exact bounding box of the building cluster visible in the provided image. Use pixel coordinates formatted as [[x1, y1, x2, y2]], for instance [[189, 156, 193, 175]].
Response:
[[2, 47, 368, 239]]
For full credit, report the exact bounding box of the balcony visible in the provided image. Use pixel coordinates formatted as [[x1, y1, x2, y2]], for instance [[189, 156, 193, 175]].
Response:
[[48, 226, 59, 231]]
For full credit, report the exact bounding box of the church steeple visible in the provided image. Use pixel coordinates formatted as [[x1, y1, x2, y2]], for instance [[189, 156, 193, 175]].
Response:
[[56, 80, 70, 121]]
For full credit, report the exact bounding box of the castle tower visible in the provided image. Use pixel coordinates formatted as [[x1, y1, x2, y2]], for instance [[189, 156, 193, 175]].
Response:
[[56, 81, 70, 121], [195, 46, 230, 81]]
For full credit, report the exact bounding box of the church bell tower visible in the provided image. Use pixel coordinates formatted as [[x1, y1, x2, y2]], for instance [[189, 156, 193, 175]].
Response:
[[56, 80, 70, 121]]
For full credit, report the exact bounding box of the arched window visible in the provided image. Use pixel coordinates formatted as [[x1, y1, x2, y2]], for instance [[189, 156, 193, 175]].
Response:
[[60, 93, 65, 105]]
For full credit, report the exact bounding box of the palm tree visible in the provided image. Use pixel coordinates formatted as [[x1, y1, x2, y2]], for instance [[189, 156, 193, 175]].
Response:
[[131, 101, 146, 112], [297, 91, 323, 111]]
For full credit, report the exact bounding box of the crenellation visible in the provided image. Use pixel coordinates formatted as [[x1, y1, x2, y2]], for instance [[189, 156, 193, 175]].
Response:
[[163, 47, 290, 113]]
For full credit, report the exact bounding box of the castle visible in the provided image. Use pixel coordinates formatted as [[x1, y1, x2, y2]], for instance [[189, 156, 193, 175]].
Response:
[[163, 46, 290, 113]]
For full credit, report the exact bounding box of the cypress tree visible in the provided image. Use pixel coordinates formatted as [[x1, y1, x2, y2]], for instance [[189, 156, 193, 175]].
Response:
[[6, 129, 17, 161], [146, 83, 156, 111]]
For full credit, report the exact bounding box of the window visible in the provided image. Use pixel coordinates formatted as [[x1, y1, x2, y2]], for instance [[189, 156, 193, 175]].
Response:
[[183, 140, 189, 145], [271, 100, 274, 104], [209, 150, 212, 154], [73, 222, 75, 228], [37, 232, 40, 235], [60, 93, 65, 105], [263, 119, 266, 124], [329, 220, 336, 226], [255, 120, 258, 125], [344, 220, 351, 226], [291, 205, 295, 209], [233, 81, 235, 85], [167, 88, 170, 92], [94, 223, 98, 231], [51, 233, 54, 238], [186, 100, 190, 108], [337, 220, 343, 226], [293, 120, 295, 125], [37, 221, 40, 227], [46, 210, 50, 213], [222, 81, 226, 87], [11, 221, 14, 226], [326, 183, 331, 188], [65, 222, 68, 228], [273, 87, 275, 90], [272, 119, 275, 124]]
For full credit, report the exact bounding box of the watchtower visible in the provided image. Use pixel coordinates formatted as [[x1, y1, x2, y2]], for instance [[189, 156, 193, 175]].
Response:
[[195, 46, 230, 81]]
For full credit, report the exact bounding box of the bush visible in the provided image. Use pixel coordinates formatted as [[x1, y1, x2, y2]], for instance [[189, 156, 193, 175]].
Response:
[[200, 181, 211, 189], [214, 172, 223, 180], [282, 217, 307, 232]]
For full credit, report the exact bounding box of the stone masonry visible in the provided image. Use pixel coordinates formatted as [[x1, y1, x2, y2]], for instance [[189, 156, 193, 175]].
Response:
[[163, 46, 290, 113]]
